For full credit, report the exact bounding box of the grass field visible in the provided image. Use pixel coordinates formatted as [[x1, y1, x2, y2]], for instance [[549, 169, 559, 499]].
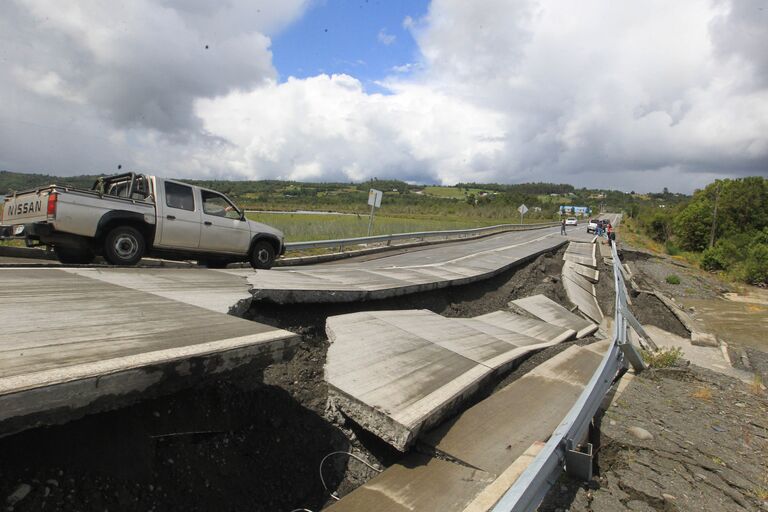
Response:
[[421, 186, 489, 199], [246, 212, 489, 242]]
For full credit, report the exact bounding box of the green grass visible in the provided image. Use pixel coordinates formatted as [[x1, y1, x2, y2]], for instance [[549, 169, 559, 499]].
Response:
[[246, 213, 489, 242], [421, 186, 489, 199], [536, 194, 571, 205], [665, 274, 681, 285]]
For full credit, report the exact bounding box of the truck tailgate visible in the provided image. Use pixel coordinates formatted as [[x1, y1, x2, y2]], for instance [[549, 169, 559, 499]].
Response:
[[1, 189, 53, 226]]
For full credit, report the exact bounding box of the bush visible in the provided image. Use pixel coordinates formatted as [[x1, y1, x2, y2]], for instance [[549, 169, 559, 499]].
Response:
[[642, 347, 683, 368], [664, 241, 681, 256], [744, 243, 768, 285], [665, 274, 681, 285], [645, 212, 672, 242], [699, 234, 757, 272]]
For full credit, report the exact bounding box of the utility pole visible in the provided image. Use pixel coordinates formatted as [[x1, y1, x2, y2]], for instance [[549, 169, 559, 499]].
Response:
[[709, 182, 721, 248]]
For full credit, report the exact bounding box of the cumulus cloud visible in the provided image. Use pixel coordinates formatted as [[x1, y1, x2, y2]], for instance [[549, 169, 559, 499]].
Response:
[[196, 74, 506, 184], [0, 0, 307, 175], [0, 0, 766, 191]]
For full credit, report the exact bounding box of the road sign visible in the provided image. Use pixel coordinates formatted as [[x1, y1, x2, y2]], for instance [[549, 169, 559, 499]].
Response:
[[517, 204, 528, 215], [367, 189, 383, 235], [368, 189, 383, 208]]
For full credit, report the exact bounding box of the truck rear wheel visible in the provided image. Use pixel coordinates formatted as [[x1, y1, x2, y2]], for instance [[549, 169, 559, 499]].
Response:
[[54, 246, 95, 265], [249, 240, 276, 270], [104, 226, 145, 266]]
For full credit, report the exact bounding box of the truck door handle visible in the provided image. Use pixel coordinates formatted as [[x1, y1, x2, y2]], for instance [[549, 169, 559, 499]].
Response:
[[166, 215, 176, 220], [204, 221, 212, 226]]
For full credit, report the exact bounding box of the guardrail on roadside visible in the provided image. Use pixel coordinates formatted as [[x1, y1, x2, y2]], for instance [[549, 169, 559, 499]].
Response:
[[490, 238, 646, 512], [284, 222, 559, 252]]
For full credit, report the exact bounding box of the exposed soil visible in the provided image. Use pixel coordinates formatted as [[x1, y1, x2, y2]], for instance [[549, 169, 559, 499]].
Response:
[[0, 375, 350, 512], [541, 365, 768, 512], [623, 250, 731, 300], [629, 292, 690, 338]]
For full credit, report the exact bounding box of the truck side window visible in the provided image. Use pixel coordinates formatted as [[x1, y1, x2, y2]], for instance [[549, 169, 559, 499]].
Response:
[[201, 190, 240, 219], [165, 182, 195, 211]]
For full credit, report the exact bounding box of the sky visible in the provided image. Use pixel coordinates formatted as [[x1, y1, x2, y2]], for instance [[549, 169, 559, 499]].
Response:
[[0, 0, 766, 193]]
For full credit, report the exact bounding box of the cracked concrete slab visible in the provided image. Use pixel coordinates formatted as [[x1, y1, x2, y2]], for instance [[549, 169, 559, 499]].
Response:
[[511, 294, 598, 338], [62, 267, 254, 315], [329, 341, 612, 511], [562, 258, 604, 323], [325, 309, 573, 451], [230, 227, 579, 303], [325, 454, 495, 512], [471, 311, 575, 343], [0, 268, 299, 437], [564, 260, 599, 283], [421, 343, 608, 476]]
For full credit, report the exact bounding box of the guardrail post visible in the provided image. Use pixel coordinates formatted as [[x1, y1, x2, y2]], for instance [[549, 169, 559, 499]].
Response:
[[565, 442, 593, 481]]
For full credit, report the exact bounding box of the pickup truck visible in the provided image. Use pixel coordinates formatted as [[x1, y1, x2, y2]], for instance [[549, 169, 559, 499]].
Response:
[[0, 172, 285, 268]]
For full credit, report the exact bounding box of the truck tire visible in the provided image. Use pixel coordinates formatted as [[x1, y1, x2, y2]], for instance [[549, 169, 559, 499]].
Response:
[[249, 240, 275, 270], [104, 226, 145, 266], [54, 246, 95, 265]]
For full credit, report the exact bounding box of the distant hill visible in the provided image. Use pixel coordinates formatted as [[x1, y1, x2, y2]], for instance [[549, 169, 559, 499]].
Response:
[[0, 171, 100, 194], [0, 170, 690, 222]]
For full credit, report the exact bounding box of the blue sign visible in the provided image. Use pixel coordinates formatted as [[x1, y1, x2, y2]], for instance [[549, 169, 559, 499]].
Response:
[[560, 205, 591, 215]]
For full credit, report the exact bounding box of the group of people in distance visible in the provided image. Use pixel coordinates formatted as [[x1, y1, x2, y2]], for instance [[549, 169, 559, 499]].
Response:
[[559, 217, 615, 243], [595, 219, 615, 242]]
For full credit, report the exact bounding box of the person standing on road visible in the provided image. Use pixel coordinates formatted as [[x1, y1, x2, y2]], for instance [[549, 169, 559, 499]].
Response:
[[607, 223, 615, 244], [561, 218, 567, 235]]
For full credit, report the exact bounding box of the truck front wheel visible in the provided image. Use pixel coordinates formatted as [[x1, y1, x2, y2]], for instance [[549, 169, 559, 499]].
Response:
[[104, 226, 145, 266], [249, 240, 275, 270], [54, 246, 95, 265]]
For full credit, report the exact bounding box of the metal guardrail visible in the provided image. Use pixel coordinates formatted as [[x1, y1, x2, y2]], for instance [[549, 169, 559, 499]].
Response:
[[284, 222, 559, 252], [490, 236, 646, 512]]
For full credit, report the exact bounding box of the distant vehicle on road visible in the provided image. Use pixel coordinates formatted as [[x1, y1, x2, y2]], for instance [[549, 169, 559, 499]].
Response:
[[587, 219, 598, 233], [565, 217, 578, 226], [0, 172, 284, 268]]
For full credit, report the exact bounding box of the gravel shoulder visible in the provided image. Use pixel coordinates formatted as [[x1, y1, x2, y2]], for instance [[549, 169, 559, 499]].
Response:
[[542, 365, 768, 512]]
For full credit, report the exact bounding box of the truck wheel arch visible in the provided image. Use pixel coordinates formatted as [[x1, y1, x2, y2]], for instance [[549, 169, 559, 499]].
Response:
[[95, 211, 155, 248]]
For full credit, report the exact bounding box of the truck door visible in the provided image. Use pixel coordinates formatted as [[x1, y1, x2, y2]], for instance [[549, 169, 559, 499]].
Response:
[[157, 181, 201, 249], [198, 190, 251, 254]]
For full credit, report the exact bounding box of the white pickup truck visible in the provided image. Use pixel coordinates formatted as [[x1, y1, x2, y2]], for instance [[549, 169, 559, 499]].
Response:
[[0, 172, 285, 268]]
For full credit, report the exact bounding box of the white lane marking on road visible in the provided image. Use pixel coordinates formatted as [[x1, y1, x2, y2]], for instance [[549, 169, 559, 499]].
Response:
[[389, 231, 559, 269]]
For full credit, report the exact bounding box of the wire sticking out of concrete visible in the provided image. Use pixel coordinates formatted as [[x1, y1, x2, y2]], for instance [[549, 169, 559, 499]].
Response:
[[319, 451, 383, 501]]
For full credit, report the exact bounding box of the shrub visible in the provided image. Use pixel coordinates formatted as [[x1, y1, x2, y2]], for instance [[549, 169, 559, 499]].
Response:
[[744, 243, 768, 285], [641, 347, 683, 368], [699, 236, 751, 271], [664, 241, 681, 256], [645, 212, 672, 242], [665, 274, 681, 285]]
